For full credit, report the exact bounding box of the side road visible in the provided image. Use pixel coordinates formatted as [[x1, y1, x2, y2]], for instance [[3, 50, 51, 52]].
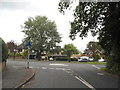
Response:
[[2, 61, 35, 89]]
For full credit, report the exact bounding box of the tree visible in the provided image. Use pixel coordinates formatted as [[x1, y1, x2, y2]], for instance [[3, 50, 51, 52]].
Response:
[[58, 2, 120, 74], [62, 44, 79, 62], [84, 41, 104, 57], [0, 37, 8, 62], [22, 16, 61, 60], [7, 41, 17, 53]]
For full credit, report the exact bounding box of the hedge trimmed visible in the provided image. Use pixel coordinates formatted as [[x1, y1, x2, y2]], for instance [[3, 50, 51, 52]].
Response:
[[55, 57, 78, 61], [0, 38, 8, 62]]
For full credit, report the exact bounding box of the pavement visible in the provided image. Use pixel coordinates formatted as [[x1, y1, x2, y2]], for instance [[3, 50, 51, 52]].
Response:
[[2, 61, 35, 89]]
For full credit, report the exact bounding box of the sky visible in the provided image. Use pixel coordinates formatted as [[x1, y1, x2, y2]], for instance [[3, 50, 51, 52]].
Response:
[[0, 0, 98, 52]]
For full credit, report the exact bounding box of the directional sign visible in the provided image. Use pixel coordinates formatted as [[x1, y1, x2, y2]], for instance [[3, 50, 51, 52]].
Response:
[[26, 41, 32, 46]]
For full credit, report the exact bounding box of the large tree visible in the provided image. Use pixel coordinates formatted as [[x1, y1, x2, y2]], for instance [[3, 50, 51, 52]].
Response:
[[58, 1, 120, 73], [62, 44, 79, 62], [22, 16, 61, 60], [84, 41, 103, 54]]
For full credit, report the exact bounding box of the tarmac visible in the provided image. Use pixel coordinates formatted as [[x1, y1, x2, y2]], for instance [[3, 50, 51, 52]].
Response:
[[2, 61, 35, 89]]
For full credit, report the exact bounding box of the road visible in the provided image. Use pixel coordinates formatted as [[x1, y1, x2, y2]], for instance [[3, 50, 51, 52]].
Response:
[[7, 60, 119, 89]]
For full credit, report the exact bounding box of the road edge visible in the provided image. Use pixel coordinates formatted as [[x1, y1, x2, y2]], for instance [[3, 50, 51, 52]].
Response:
[[14, 68, 36, 89]]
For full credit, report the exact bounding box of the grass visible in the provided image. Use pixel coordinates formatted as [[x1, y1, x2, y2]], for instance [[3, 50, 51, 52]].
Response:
[[49, 61, 106, 65], [100, 67, 106, 71], [7, 58, 106, 65]]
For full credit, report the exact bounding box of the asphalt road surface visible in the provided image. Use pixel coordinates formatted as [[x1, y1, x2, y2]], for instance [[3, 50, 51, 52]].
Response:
[[7, 60, 119, 89]]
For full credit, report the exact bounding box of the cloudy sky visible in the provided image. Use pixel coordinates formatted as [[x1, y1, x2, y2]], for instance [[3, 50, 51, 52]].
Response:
[[0, 0, 98, 52]]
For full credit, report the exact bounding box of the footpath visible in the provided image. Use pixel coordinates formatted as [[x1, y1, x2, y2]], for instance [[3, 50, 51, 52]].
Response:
[[2, 61, 35, 89]]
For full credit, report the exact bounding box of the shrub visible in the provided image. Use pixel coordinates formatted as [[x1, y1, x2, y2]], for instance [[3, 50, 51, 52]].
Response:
[[70, 58, 78, 61], [21, 50, 28, 58], [15, 53, 22, 57], [93, 54, 99, 62], [55, 57, 78, 61], [0, 38, 8, 62]]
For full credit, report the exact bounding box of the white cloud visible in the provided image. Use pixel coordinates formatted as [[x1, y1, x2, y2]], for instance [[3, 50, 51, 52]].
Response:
[[0, 0, 98, 52]]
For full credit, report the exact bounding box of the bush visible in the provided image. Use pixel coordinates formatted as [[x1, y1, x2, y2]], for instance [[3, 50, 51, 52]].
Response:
[[21, 50, 28, 58], [93, 54, 99, 62], [105, 59, 120, 74], [70, 58, 78, 61], [55, 57, 78, 61], [15, 53, 22, 57], [8, 52, 14, 57], [0, 38, 8, 62]]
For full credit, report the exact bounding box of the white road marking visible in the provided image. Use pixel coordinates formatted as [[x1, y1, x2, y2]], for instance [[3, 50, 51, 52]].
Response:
[[92, 65, 100, 69], [97, 73, 104, 75], [49, 64, 68, 66], [13, 66, 20, 68], [63, 69, 96, 90], [75, 76, 96, 90], [64, 69, 71, 71], [56, 68, 64, 70], [29, 66, 33, 68], [42, 67, 47, 69]]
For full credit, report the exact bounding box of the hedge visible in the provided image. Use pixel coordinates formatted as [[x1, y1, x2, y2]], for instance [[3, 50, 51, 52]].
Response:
[[0, 38, 8, 62], [55, 57, 78, 61]]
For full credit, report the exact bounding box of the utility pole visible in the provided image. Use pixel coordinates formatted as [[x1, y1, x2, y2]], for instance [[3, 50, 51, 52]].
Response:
[[27, 46, 30, 68], [26, 41, 32, 69]]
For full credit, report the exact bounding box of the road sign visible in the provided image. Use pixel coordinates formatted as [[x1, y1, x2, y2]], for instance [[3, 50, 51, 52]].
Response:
[[26, 41, 32, 46]]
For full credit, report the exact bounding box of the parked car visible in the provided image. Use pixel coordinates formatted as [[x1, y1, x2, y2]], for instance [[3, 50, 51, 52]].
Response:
[[49, 57, 53, 61], [88, 58, 94, 62], [98, 58, 105, 62], [78, 56, 90, 62]]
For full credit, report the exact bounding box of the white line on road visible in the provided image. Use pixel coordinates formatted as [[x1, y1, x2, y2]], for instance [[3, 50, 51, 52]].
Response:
[[49, 64, 68, 66], [42, 67, 47, 69], [29, 66, 33, 68], [75, 76, 96, 90], [56, 68, 64, 70], [97, 73, 104, 75], [63, 69, 96, 90], [92, 65, 100, 69]]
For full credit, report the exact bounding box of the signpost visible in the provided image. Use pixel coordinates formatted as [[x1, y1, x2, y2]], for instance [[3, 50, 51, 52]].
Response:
[[26, 41, 32, 68]]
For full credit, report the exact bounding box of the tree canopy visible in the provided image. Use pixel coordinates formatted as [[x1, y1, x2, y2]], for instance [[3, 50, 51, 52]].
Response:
[[62, 44, 79, 57], [22, 16, 62, 59], [85, 41, 103, 53], [58, 1, 120, 73]]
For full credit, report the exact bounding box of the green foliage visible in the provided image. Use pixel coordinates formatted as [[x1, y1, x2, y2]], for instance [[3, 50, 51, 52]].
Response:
[[8, 52, 14, 57], [63, 44, 79, 57], [15, 53, 22, 57], [0, 38, 8, 62], [22, 16, 62, 59], [86, 41, 103, 52], [105, 59, 119, 74], [93, 54, 99, 62], [58, 2, 120, 74], [55, 57, 78, 61], [21, 50, 28, 58]]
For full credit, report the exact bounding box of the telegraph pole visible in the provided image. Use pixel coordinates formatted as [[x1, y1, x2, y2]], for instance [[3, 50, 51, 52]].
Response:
[[27, 45, 30, 68]]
